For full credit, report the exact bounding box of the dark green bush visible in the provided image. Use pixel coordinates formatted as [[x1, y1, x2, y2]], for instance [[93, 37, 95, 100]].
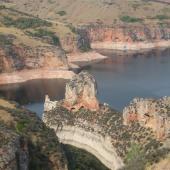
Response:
[[0, 34, 13, 46], [27, 29, 60, 46], [63, 144, 109, 170], [0, 5, 6, 10], [3, 16, 52, 29], [154, 15, 170, 20], [120, 16, 143, 23], [57, 11, 67, 16]]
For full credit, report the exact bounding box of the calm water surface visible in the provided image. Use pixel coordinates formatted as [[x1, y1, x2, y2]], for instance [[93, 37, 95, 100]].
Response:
[[0, 48, 170, 116], [87, 48, 170, 110], [0, 79, 68, 117]]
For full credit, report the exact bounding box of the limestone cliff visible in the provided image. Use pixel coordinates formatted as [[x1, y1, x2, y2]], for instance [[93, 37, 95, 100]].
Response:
[[123, 97, 170, 140], [43, 71, 170, 170], [64, 71, 99, 111], [77, 24, 170, 50]]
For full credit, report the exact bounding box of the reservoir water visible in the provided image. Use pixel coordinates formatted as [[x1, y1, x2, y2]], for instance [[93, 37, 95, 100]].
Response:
[[0, 48, 170, 116]]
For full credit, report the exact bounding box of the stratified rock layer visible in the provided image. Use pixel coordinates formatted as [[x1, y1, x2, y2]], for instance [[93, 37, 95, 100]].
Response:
[[123, 97, 170, 140], [0, 44, 68, 73]]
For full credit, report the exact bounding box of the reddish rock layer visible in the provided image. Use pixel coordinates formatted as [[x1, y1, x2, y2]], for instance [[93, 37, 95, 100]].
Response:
[[123, 97, 170, 140]]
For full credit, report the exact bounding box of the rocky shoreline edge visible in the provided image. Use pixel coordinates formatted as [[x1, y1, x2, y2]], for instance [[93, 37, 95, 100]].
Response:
[[0, 51, 107, 85], [91, 40, 170, 51]]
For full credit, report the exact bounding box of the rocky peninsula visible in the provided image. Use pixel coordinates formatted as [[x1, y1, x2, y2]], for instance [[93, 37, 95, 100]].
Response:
[[43, 71, 170, 170]]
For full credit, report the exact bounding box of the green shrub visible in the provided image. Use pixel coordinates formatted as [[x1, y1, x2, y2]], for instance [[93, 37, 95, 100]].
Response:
[[27, 29, 60, 46], [3, 16, 52, 29], [154, 15, 170, 20], [0, 5, 6, 10], [0, 34, 13, 46], [16, 120, 29, 133], [125, 144, 142, 163], [57, 11, 66, 16], [120, 16, 143, 23]]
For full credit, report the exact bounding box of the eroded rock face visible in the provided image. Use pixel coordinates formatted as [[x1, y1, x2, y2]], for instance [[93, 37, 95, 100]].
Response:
[[64, 71, 99, 111], [123, 97, 170, 140], [86, 24, 170, 43], [0, 44, 68, 73], [0, 128, 29, 170]]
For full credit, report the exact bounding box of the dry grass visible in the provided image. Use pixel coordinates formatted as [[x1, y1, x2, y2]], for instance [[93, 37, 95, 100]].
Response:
[[0, 99, 15, 109], [0, 7, 74, 48], [0, 109, 14, 124], [2, 0, 170, 25]]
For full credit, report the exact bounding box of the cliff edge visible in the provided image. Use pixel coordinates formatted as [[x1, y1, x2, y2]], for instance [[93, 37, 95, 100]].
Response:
[[43, 71, 170, 170]]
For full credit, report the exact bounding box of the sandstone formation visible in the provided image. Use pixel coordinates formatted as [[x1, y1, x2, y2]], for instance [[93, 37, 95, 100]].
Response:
[[63, 71, 99, 111], [43, 72, 169, 170], [123, 97, 170, 140]]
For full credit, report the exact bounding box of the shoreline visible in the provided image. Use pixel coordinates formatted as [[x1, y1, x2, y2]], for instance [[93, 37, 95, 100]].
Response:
[[0, 51, 108, 86], [68, 51, 108, 66], [0, 69, 75, 85], [91, 40, 170, 51]]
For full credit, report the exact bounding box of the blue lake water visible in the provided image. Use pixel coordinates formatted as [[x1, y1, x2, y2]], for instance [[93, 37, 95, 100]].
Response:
[[0, 48, 170, 115]]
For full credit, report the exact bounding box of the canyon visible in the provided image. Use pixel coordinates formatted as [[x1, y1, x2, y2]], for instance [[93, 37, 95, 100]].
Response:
[[0, 1, 170, 170]]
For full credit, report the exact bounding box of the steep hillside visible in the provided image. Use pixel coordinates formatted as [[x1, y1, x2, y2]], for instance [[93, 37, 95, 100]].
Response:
[[2, 0, 170, 25], [0, 98, 68, 170], [0, 6, 79, 73]]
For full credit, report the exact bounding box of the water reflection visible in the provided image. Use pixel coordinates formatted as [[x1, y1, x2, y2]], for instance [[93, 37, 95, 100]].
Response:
[[0, 79, 68, 116]]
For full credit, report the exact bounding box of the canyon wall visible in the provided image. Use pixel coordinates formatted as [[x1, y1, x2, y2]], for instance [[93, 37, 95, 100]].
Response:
[[77, 24, 170, 50], [0, 43, 68, 73]]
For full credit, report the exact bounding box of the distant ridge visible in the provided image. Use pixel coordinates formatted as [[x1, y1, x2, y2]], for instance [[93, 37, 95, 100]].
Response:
[[150, 0, 170, 4]]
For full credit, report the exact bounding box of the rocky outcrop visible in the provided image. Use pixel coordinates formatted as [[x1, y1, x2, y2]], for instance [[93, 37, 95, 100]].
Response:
[[0, 41, 68, 73], [43, 72, 169, 170], [63, 71, 99, 111], [123, 97, 170, 140]]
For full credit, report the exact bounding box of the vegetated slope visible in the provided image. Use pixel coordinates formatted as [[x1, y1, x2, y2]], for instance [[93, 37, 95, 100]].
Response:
[[0, 98, 67, 170], [0, 6, 78, 73], [2, 0, 170, 25]]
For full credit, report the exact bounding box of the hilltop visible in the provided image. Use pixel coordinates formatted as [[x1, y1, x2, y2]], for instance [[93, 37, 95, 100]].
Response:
[[2, 0, 170, 25]]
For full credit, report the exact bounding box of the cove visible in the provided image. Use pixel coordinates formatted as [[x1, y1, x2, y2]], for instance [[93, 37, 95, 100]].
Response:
[[0, 48, 170, 115]]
